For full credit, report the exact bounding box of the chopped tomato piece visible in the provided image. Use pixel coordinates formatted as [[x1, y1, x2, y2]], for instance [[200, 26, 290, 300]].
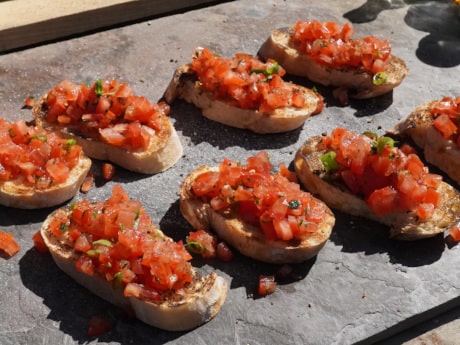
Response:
[[102, 163, 115, 180], [190, 151, 328, 241], [258, 275, 277, 296], [80, 174, 94, 193], [191, 48, 314, 114], [32, 230, 48, 253], [321, 128, 441, 219], [186, 229, 217, 259], [449, 223, 460, 242], [0, 119, 83, 187], [0, 230, 19, 257], [429, 96, 460, 149], [216, 241, 233, 262], [292, 20, 391, 74], [42, 79, 168, 150], [87, 315, 112, 337], [49, 184, 195, 298]]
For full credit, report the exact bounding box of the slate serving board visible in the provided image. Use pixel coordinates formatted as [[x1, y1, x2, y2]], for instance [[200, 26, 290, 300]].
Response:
[[0, 1, 459, 344]]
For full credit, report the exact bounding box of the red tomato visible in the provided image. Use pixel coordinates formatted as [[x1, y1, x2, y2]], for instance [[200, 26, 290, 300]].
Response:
[[43, 79, 166, 150], [258, 275, 277, 296], [292, 20, 391, 74], [191, 48, 307, 114], [190, 152, 328, 241], [87, 316, 112, 337], [216, 241, 233, 262], [102, 163, 115, 180], [32, 230, 48, 253], [53, 184, 195, 296], [322, 128, 441, 219], [186, 230, 217, 259], [0, 230, 20, 257], [449, 223, 460, 242]]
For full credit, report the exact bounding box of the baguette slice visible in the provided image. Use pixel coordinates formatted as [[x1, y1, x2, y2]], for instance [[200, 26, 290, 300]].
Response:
[[33, 94, 183, 175], [40, 207, 228, 331], [0, 119, 91, 209], [163, 64, 322, 134], [0, 156, 90, 209], [180, 165, 335, 264], [258, 27, 408, 99], [393, 99, 460, 186], [294, 135, 460, 240]]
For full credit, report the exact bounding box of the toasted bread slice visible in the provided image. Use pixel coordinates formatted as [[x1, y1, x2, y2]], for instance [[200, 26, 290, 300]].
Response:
[[294, 135, 460, 240], [180, 165, 335, 264], [258, 27, 408, 99], [163, 64, 322, 134], [0, 118, 91, 209], [0, 156, 90, 209], [40, 207, 228, 331], [33, 94, 183, 175], [393, 100, 460, 186]]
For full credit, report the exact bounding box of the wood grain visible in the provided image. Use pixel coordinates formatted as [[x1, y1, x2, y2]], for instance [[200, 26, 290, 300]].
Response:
[[0, 0, 224, 53]]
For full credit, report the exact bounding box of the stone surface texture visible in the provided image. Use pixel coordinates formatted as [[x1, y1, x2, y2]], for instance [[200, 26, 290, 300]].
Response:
[[0, 1, 459, 344]]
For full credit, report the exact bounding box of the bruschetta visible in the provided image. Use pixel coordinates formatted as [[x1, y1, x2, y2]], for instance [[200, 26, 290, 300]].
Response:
[[39, 184, 227, 331], [393, 96, 460, 186], [179, 151, 335, 264], [294, 128, 460, 240], [163, 47, 324, 134], [32, 79, 183, 174], [0, 118, 91, 209], [258, 20, 408, 102]]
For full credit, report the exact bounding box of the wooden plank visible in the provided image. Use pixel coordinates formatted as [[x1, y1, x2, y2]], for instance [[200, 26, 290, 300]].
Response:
[[0, 0, 225, 53]]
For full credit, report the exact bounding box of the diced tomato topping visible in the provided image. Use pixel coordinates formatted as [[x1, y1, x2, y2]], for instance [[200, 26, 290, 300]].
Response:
[[43, 79, 168, 150], [186, 229, 217, 259], [190, 151, 329, 241], [191, 47, 317, 114], [48, 184, 194, 299], [429, 96, 460, 148], [0, 118, 83, 187], [258, 275, 277, 296], [0, 230, 20, 257], [321, 128, 441, 219], [292, 20, 392, 74]]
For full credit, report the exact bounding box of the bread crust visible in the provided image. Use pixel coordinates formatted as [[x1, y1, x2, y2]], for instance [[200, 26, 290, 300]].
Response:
[[0, 152, 91, 209], [258, 27, 408, 99], [394, 100, 460, 186], [40, 208, 228, 331], [179, 165, 335, 264], [294, 135, 460, 240], [163, 64, 322, 134], [33, 96, 183, 174]]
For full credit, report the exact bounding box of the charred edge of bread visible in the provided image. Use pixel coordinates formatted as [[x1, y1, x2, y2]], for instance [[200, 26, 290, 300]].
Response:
[[257, 27, 408, 99], [163, 64, 322, 134], [294, 135, 460, 240], [393, 100, 460, 187], [32, 96, 183, 174], [40, 208, 228, 331], [179, 165, 336, 264], [0, 152, 91, 209]]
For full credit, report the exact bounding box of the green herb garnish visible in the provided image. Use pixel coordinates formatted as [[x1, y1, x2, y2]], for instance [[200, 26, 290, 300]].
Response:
[[288, 200, 301, 209], [92, 239, 112, 247], [376, 136, 394, 154], [185, 241, 206, 255], [320, 151, 339, 173], [95, 79, 104, 97], [373, 72, 387, 86]]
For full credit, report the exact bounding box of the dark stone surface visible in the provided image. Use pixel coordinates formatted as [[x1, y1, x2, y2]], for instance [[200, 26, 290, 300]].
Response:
[[0, 1, 459, 344]]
